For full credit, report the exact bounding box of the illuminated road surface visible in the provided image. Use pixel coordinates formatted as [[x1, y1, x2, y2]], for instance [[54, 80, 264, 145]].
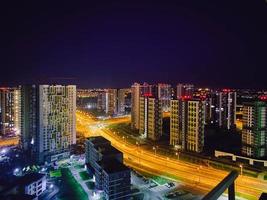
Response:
[[0, 137, 19, 147], [76, 110, 267, 200]]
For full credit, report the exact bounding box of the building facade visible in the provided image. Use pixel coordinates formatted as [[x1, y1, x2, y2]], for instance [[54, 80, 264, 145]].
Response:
[[170, 98, 205, 152], [0, 87, 21, 137], [117, 88, 131, 115], [21, 85, 76, 163], [97, 91, 108, 112], [213, 90, 236, 130], [157, 83, 171, 112], [97, 89, 118, 116], [131, 83, 152, 129], [23, 173, 46, 197], [131, 83, 141, 130], [176, 83, 194, 99], [101, 160, 131, 200], [85, 136, 131, 199], [139, 96, 162, 140], [106, 89, 117, 116], [242, 101, 267, 158]]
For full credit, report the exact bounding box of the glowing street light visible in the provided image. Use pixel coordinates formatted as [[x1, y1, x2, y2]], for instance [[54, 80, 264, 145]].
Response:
[[135, 141, 139, 150], [13, 168, 20, 176], [0, 148, 7, 154], [175, 151, 180, 160], [152, 146, 157, 156], [239, 164, 243, 176], [197, 165, 202, 183]]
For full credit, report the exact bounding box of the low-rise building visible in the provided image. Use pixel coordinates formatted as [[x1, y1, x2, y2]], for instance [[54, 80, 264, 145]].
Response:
[[0, 173, 46, 200], [85, 136, 131, 199], [20, 173, 46, 197], [100, 160, 131, 200]]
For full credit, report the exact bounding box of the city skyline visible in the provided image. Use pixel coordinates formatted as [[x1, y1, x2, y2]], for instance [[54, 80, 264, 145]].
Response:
[[1, 1, 267, 88], [1, 1, 267, 200]]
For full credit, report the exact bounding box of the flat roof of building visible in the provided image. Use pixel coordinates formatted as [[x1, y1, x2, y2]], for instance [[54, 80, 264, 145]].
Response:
[[17, 173, 45, 186], [99, 145, 122, 156], [87, 136, 110, 147], [2, 194, 37, 200], [98, 159, 129, 174]]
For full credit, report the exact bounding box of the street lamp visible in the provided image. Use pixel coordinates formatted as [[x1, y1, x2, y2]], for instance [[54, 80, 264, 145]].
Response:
[[197, 165, 202, 183], [239, 164, 243, 176], [152, 146, 157, 156], [175, 151, 180, 161], [136, 142, 139, 151], [0, 148, 7, 154], [122, 136, 126, 146]]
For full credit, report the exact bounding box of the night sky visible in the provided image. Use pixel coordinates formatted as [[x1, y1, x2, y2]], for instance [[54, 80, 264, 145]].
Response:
[[1, 1, 267, 89]]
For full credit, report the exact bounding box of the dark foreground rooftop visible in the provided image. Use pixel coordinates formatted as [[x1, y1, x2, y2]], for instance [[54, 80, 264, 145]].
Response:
[[98, 159, 129, 174]]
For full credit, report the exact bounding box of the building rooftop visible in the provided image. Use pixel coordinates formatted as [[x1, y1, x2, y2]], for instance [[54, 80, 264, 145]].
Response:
[[87, 136, 110, 147], [2, 194, 37, 200], [259, 193, 267, 200], [98, 145, 122, 156], [17, 173, 45, 186], [98, 159, 129, 174]]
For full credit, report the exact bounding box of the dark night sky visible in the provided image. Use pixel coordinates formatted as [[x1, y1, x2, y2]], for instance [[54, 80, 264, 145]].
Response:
[[1, 1, 267, 89]]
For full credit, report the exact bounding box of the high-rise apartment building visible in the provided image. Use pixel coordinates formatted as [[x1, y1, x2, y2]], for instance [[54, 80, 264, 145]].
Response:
[[106, 89, 117, 116], [21, 85, 38, 153], [170, 98, 205, 152], [139, 96, 162, 140], [21, 85, 76, 163], [97, 89, 118, 116], [176, 84, 194, 99], [117, 88, 131, 115], [242, 101, 267, 158], [0, 87, 21, 137], [157, 83, 172, 112], [131, 83, 153, 129], [97, 90, 108, 112], [208, 90, 236, 130]]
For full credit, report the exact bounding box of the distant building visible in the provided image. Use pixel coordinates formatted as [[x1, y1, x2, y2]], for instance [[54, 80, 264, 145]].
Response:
[[21, 85, 76, 163], [131, 83, 153, 130], [170, 98, 205, 152], [242, 100, 267, 158], [176, 84, 194, 99], [117, 88, 131, 115], [157, 83, 171, 112], [106, 89, 117, 116], [97, 91, 107, 112], [0, 87, 21, 137], [85, 136, 131, 199], [97, 89, 118, 116], [209, 90, 237, 130], [77, 89, 99, 98], [139, 96, 162, 140], [76, 89, 98, 109]]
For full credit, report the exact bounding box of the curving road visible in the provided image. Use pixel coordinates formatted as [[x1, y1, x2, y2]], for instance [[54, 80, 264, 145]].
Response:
[[76, 110, 267, 200]]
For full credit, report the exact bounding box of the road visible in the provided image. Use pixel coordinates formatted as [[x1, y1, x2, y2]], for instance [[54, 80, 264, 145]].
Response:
[[0, 136, 19, 147], [76, 110, 267, 200]]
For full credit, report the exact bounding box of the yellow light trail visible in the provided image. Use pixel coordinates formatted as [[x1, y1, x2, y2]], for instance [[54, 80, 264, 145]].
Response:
[[0, 137, 19, 147]]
